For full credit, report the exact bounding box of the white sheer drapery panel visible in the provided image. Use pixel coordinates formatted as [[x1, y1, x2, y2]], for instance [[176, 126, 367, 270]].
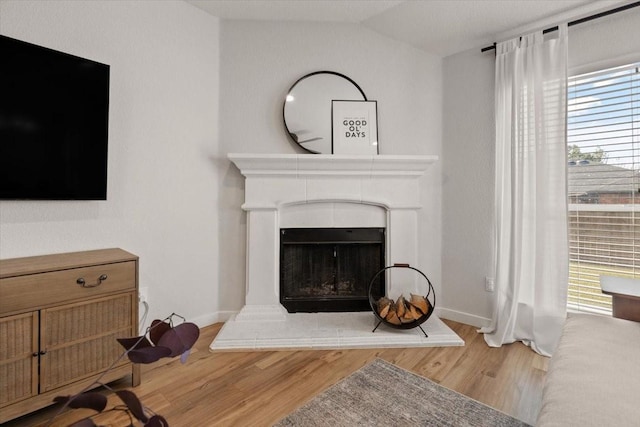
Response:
[[482, 24, 569, 357]]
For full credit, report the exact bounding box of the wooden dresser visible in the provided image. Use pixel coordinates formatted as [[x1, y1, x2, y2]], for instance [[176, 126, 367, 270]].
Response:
[[0, 248, 140, 423]]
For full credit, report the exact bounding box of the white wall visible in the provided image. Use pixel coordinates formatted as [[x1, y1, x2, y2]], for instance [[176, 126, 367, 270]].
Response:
[[568, 7, 640, 73], [0, 0, 221, 328], [441, 47, 496, 327], [217, 20, 443, 311], [442, 8, 640, 327]]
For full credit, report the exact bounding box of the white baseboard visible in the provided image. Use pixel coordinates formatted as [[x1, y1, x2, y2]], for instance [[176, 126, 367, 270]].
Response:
[[436, 307, 491, 329], [191, 310, 237, 328]]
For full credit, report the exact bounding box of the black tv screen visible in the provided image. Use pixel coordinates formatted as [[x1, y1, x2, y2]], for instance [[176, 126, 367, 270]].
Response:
[[0, 35, 109, 200]]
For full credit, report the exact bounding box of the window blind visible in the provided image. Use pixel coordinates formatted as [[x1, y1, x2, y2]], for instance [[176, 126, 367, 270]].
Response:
[[567, 63, 640, 314]]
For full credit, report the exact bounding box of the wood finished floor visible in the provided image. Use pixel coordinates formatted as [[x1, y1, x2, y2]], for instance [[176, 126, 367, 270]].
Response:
[[4, 319, 548, 427]]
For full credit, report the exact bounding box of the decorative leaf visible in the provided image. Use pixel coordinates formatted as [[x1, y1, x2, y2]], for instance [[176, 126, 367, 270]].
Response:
[[174, 322, 200, 350], [116, 390, 149, 423], [156, 329, 182, 357], [70, 419, 98, 427], [53, 393, 108, 412], [127, 346, 172, 364], [145, 414, 170, 427], [117, 336, 153, 351], [157, 323, 200, 357], [149, 319, 172, 345]]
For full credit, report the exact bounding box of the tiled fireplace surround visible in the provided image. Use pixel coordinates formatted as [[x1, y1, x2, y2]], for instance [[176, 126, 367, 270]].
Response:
[[209, 154, 464, 350]]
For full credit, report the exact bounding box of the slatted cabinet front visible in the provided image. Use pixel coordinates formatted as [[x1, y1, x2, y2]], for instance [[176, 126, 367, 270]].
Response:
[[0, 248, 139, 423]]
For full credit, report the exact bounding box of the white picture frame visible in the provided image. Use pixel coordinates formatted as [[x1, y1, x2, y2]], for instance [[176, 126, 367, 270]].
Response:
[[331, 100, 378, 154]]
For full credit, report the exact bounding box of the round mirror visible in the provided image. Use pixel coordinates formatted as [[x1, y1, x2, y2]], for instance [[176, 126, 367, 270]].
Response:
[[283, 71, 367, 154]]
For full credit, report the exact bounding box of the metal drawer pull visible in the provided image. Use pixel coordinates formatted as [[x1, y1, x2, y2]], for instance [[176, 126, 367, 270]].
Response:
[[76, 274, 108, 288]]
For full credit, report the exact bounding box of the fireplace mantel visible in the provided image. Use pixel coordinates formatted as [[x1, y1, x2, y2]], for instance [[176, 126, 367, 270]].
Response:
[[228, 153, 438, 211], [228, 153, 438, 178]]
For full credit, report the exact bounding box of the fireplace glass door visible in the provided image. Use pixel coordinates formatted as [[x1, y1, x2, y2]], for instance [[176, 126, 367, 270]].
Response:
[[280, 228, 385, 312]]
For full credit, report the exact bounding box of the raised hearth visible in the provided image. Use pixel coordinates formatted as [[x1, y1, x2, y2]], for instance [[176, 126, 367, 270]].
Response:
[[210, 312, 463, 350], [209, 154, 464, 350]]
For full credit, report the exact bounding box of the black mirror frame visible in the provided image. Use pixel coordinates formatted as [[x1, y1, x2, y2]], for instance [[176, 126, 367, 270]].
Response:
[[282, 70, 367, 154]]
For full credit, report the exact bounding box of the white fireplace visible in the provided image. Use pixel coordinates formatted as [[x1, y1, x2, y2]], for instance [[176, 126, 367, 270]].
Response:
[[209, 153, 464, 350]]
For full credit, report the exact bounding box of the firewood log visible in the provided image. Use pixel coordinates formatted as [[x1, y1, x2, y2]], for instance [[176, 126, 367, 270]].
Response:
[[400, 308, 416, 323], [385, 303, 402, 325], [408, 303, 422, 320], [424, 299, 432, 315], [377, 296, 392, 318], [409, 293, 429, 315], [396, 295, 406, 317], [386, 312, 402, 325]]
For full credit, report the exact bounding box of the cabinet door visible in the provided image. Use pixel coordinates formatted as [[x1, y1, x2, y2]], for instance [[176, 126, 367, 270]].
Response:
[[0, 312, 38, 407], [40, 293, 135, 392]]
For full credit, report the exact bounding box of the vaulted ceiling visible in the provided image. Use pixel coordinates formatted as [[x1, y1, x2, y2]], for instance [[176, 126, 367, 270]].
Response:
[[187, 0, 626, 57]]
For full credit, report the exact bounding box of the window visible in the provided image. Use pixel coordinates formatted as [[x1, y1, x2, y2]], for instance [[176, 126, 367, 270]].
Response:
[[567, 63, 640, 314]]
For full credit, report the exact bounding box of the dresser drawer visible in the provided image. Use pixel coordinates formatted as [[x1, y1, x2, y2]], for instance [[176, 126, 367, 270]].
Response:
[[0, 261, 136, 316]]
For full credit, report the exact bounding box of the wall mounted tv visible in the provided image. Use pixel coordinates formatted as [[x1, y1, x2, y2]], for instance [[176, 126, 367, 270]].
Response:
[[0, 34, 110, 200]]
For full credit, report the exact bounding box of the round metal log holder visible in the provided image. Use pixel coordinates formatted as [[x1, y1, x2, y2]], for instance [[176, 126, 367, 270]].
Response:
[[368, 263, 436, 338]]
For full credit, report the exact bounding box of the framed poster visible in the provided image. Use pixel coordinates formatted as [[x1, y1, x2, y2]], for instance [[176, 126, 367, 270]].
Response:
[[331, 100, 378, 154]]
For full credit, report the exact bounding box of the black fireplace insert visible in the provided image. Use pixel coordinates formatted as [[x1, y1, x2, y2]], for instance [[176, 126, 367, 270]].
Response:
[[280, 227, 385, 312]]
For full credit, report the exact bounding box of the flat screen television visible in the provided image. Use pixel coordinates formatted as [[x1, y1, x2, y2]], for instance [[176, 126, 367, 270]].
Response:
[[0, 34, 110, 200]]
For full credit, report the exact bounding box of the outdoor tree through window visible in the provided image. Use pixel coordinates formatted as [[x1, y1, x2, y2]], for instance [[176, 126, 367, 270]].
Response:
[[567, 63, 640, 314]]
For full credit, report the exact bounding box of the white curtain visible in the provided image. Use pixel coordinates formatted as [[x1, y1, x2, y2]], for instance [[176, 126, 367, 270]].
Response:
[[482, 24, 569, 357]]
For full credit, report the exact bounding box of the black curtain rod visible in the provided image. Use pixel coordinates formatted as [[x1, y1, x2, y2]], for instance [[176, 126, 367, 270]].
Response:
[[481, 1, 640, 52]]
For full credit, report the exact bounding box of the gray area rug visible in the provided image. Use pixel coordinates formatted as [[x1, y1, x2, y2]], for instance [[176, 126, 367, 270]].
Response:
[[275, 358, 530, 427]]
